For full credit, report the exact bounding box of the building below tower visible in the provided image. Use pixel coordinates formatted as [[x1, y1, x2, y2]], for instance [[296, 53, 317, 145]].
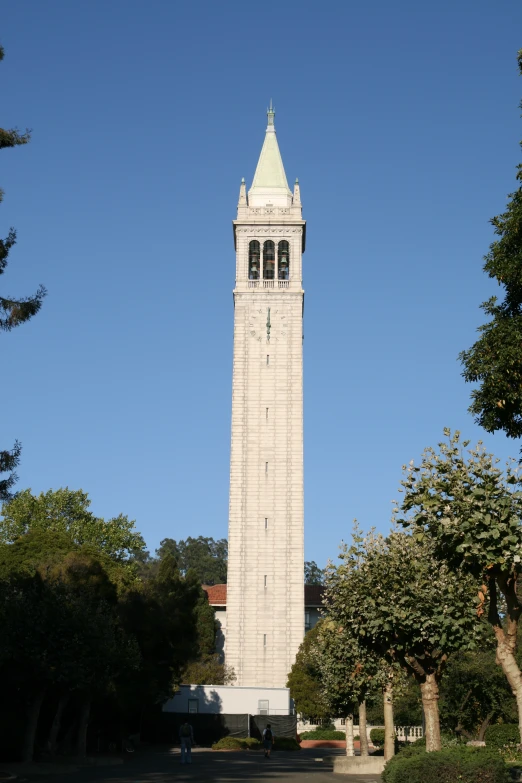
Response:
[[203, 584, 324, 665]]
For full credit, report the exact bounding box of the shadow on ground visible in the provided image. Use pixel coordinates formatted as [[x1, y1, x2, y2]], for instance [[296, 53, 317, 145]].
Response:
[[11, 748, 382, 783]]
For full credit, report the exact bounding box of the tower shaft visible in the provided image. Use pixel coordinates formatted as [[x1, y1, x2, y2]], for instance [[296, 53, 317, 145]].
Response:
[[226, 109, 305, 688]]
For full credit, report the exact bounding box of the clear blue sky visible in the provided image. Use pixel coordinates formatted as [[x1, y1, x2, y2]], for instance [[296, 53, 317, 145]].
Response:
[[2, 0, 522, 566]]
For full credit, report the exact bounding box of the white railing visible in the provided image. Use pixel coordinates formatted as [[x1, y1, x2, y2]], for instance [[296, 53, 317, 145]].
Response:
[[395, 726, 423, 742], [296, 720, 423, 744], [245, 280, 290, 289]]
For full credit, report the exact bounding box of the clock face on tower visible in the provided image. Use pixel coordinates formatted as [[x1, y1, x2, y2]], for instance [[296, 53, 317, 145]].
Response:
[[248, 308, 287, 341], [248, 309, 263, 342]]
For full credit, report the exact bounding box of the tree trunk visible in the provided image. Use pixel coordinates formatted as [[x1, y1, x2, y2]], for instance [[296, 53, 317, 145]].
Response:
[[345, 714, 355, 756], [478, 713, 494, 743], [490, 573, 522, 744], [75, 696, 91, 757], [419, 674, 441, 752], [358, 700, 369, 757], [47, 692, 69, 755], [383, 681, 395, 761], [22, 687, 46, 763]]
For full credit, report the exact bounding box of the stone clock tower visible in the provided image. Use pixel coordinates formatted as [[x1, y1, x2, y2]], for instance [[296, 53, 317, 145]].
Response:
[[226, 105, 305, 688]]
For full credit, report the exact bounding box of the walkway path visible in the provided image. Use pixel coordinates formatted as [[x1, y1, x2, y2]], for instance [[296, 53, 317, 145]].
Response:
[[10, 749, 382, 783]]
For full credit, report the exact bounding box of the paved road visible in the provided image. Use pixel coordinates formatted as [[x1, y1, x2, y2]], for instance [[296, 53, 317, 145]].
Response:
[[14, 749, 382, 783]]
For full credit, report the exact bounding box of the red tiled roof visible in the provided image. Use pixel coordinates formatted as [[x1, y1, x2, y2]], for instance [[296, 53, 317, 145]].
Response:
[[202, 583, 325, 607], [203, 584, 227, 605]]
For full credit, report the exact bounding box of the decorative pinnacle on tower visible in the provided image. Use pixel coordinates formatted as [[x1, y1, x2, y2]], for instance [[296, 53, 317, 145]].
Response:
[[267, 99, 275, 127]]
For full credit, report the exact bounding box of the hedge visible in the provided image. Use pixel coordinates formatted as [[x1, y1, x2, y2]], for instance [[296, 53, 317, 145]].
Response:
[[485, 724, 520, 749], [381, 746, 508, 783], [300, 729, 345, 740]]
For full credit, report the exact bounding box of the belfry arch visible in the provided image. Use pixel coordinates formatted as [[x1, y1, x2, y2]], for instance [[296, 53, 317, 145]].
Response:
[[278, 240, 289, 280]]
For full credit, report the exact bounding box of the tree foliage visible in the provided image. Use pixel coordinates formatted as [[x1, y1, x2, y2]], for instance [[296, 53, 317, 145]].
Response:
[[0, 491, 215, 762], [182, 654, 236, 686], [1, 488, 145, 585], [0, 440, 21, 505], [116, 554, 203, 714], [305, 560, 324, 585], [318, 618, 386, 716], [397, 429, 522, 741], [0, 540, 140, 761], [287, 622, 330, 720], [439, 642, 516, 740], [156, 535, 228, 585], [459, 51, 522, 439], [325, 524, 481, 751], [0, 46, 45, 500]]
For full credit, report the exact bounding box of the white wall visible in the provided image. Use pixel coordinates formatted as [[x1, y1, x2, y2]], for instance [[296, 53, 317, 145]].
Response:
[[163, 685, 291, 715]]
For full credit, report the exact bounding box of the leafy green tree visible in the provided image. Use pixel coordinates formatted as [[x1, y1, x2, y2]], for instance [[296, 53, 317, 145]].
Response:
[[0, 45, 45, 500], [116, 553, 202, 719], [305, 560, 324, 585], [193, 584, 217, 656], [287, 622, 331, 723], [390, 676, 423, 727], [1, 488, 145, 585], [327, 525, 481, 752], [182, 654, 236, 685], [439, 642, 515, 741], [398, 429, 522, 742], [318, 619, 390, 758], [459, 51, 522, 440], [156, 536, 227, 585], [0, 540, 139, 761]]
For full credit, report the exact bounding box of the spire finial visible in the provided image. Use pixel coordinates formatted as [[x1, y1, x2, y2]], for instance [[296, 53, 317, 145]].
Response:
[[267, 99, 275, 127]]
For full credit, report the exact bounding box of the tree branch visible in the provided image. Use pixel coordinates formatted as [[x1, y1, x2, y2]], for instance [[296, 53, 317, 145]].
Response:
[[405, 655, 426, 680]]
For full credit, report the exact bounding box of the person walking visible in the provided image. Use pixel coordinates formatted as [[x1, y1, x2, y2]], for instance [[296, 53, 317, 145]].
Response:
[[179, 721, 194, 764], [262, 724, 274, 758]]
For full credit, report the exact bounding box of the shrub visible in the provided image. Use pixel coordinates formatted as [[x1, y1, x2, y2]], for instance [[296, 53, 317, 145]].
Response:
[[300, 729, 345, 740], [211, 736, 262, 750], [485, 724, 520, 749], [273, 737, 300, 751], [370, 728, 386, 747], [412, 732, 461, 749], [382, 747, 508, 783], [212, 737, 244, 750]]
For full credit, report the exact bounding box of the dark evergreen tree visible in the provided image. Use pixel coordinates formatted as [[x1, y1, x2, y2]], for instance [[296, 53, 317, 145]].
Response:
[[0, 45, 46, 500]]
